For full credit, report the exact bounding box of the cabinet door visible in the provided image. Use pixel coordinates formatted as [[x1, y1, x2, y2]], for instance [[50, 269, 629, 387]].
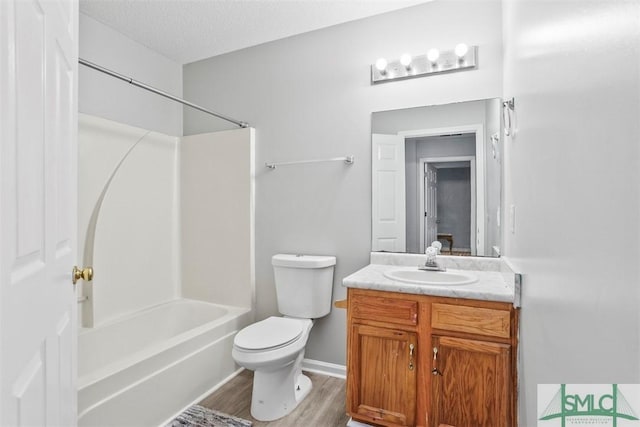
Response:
[[431, 336, 511, 427], [348, 324, 417, 426]]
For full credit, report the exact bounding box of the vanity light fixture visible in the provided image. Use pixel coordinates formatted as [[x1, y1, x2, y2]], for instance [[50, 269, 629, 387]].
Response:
[[400, 53, 413, 70], [371, 44, 477, 84], [427, 48, 440, 64], [454, 43, 469, 59], [375, 58, 388, 75]]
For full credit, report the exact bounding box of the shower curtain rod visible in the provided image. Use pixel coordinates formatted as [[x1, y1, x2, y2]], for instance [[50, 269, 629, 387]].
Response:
[[79, 58, 249, 128]]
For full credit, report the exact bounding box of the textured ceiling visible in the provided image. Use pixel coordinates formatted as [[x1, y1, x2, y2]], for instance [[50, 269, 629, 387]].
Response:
[[80, 0, 431, 65]]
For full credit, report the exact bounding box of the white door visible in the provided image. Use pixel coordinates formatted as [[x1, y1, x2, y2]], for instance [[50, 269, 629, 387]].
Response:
[[1, 0, 78, 425], [371, 134, 406, 252], [424, 163, 438, 248]]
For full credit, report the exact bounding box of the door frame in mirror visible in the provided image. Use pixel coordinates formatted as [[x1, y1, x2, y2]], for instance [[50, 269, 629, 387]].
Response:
[[397, 124, 486, 256], [419, 155, 476, 254]]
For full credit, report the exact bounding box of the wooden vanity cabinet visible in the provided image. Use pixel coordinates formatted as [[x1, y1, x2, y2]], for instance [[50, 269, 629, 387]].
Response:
[[346, 288, 518, 427], [347, 291, 420, 426], [349, 324, 417, 426], [431, 336, 511, 427]]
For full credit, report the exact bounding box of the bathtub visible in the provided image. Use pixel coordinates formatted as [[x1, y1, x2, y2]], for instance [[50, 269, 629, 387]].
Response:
[[77, 298, 252, 426]]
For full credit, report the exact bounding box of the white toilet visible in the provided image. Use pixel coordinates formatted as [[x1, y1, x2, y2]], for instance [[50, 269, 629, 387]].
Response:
[[232, 254, 336, 421]]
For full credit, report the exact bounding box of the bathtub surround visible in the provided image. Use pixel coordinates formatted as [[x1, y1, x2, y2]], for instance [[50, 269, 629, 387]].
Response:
[[77, 114, 255, 425], [78, 114, 255, 324], [78, 115, 180, 326], [181, 129, 255, 310], [183, 0, 503, 368]]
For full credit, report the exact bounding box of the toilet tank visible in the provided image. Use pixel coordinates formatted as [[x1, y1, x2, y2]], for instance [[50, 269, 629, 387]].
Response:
[[272, 254, 336, 319]]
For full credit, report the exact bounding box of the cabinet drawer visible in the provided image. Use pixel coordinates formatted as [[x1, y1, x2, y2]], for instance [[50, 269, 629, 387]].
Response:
[[351, 294, 418, 326], [431, 303, 510, 338]]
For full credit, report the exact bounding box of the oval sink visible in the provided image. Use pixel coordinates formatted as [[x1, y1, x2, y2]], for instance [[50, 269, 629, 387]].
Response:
[[383, 269, 478, 286]]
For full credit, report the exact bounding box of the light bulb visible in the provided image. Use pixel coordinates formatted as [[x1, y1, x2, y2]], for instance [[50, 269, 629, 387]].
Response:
[[375, 58, 388, 73], [455, 43, 469, 58], [427, 49, 440, 63], [400, 53, 412, 68]]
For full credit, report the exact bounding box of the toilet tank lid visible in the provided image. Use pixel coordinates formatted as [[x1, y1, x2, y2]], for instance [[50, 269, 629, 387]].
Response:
[[272, 254, 336, 268]]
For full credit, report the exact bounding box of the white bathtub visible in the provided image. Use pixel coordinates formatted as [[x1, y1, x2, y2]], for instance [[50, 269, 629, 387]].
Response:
[[77, 298, 252, 426]]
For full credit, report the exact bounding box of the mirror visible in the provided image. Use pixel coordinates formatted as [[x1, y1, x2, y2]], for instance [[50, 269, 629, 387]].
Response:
[[371, 99, 502, 257]]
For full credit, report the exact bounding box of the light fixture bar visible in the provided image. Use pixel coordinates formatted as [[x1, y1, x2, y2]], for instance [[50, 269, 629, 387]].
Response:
[[371, 45, 478, 84]]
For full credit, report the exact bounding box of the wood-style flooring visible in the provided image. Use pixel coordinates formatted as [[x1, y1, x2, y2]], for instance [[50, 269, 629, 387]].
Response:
[[198, 370, 350, 427]]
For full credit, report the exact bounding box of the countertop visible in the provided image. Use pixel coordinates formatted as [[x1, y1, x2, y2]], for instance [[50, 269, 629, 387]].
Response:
[[342, 253, 517, 304]]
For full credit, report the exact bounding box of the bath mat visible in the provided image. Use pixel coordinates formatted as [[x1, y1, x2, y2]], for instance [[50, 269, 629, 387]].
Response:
[[167, 405, 252, 427]]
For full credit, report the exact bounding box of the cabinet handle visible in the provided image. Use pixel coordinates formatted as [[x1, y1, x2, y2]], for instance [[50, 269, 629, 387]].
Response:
[[408, 343, 415, 371], [432, 346, 442, 376]]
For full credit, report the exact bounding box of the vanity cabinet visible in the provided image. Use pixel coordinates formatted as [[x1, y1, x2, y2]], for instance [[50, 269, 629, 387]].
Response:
[[346, 288, 518, 427], [349, 324, 417, 426], [431, 336, 510, 427], [347, 292, 420, 426]]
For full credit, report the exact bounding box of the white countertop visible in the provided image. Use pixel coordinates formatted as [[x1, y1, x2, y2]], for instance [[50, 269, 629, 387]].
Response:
[[342, 255, 517, 304]]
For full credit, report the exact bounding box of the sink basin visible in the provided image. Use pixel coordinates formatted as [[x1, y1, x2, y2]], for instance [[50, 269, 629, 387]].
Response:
[[383, 269, 478, 286]]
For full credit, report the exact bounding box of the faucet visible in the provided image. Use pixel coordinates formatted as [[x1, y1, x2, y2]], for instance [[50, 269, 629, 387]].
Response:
[[420, 241, 446, 272]]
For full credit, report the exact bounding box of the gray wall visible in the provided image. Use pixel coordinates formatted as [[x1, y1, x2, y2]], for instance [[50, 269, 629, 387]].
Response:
[[372, 99, 489, 134], [405, 135, 476, 253], [79, 14, 183, 136], [437, 167, 472, 250], [183, 1, 503, 366], [502, 1, 640, 425]]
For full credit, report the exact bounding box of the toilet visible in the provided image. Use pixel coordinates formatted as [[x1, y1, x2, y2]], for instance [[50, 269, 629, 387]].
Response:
[[232, 254, 336, 421]]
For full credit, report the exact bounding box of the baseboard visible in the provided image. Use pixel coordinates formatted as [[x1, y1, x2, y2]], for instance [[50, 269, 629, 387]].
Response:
[[302, 358, 346, 379]]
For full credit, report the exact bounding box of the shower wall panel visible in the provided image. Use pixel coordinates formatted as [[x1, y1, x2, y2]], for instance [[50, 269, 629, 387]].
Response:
[[180, 128, 255, 310], [78, 114, 180, 326]]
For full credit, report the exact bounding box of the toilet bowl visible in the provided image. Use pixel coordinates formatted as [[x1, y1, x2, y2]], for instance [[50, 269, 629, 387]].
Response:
[[232, 316, 312, 371], [232, 316, 313, 421], [231, 254, 336, 421]]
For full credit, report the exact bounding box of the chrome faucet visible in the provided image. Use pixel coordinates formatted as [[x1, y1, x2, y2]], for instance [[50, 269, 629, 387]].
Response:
[[420, 242, 446, 272]]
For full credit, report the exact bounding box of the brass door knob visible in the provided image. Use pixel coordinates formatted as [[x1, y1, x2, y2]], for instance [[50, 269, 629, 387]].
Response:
[[72, 266, 93, 285]]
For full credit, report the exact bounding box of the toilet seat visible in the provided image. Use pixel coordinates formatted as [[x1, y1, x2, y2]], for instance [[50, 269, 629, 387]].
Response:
[[234, 317, 303, 352]]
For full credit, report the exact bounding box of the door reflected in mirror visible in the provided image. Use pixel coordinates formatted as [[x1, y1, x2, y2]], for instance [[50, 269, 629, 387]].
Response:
[[371, 99, 502, 257]]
